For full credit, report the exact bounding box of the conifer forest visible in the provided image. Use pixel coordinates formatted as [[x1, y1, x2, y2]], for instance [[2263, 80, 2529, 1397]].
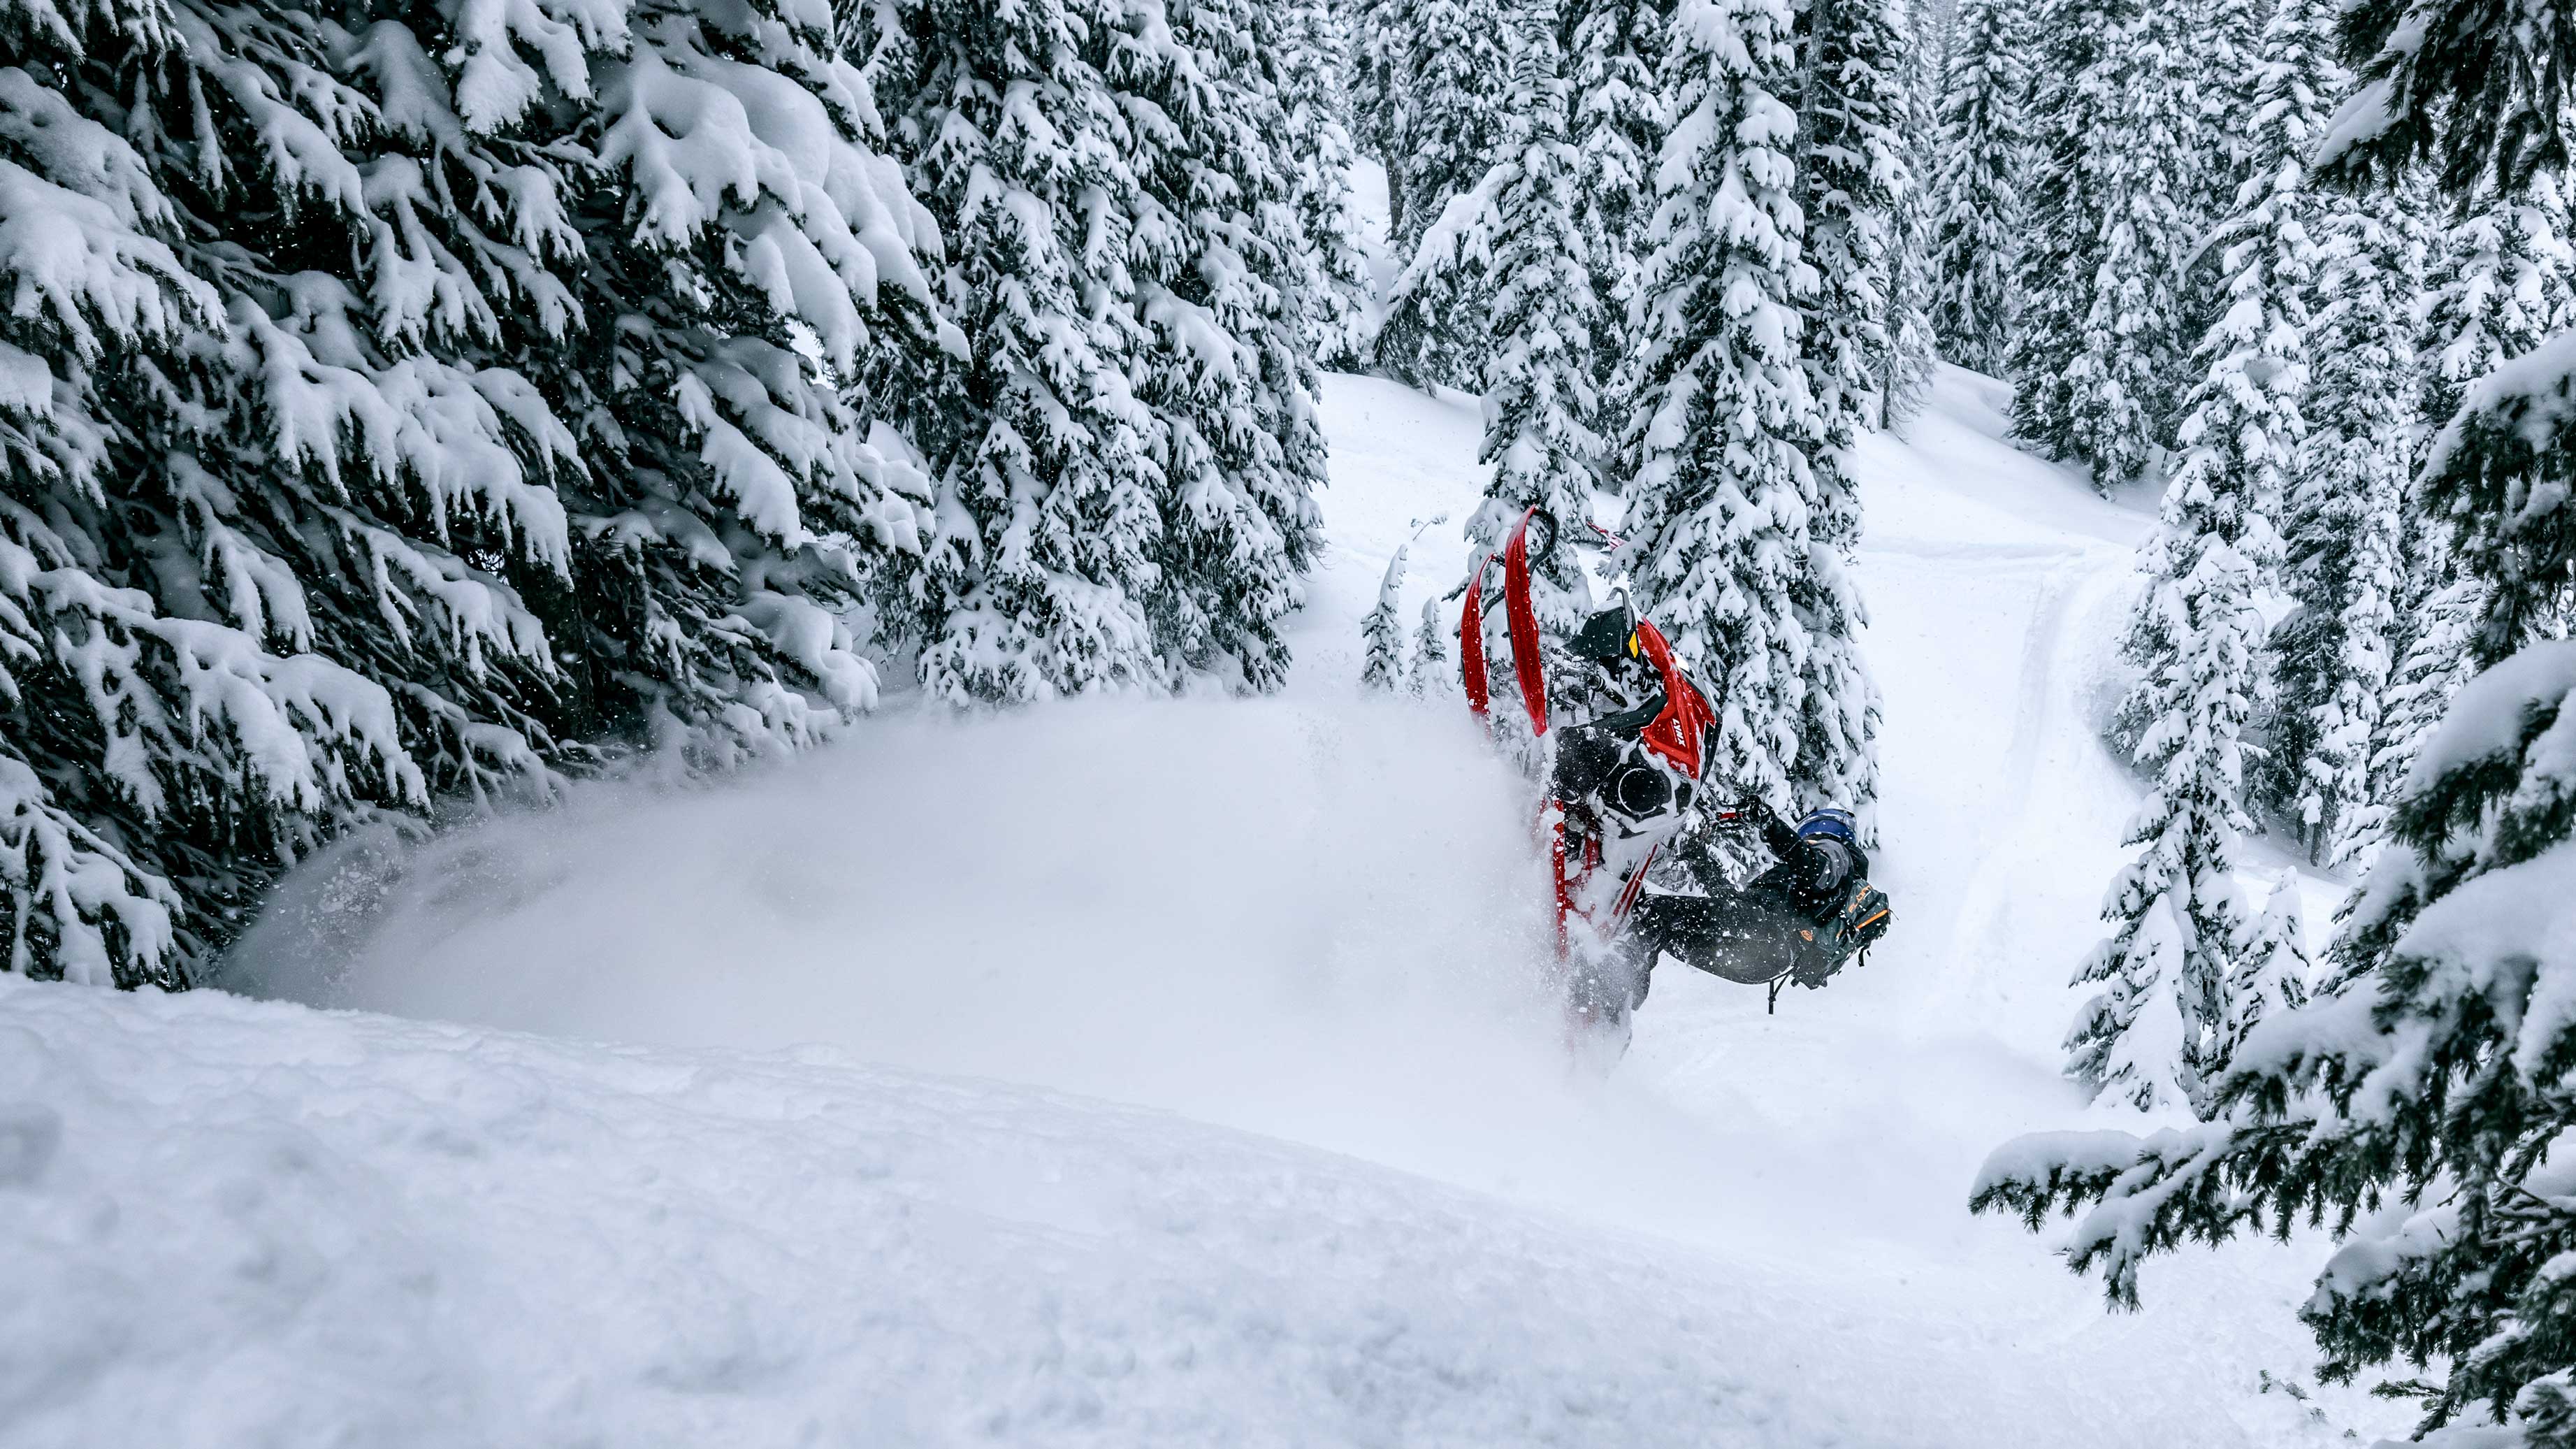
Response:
[[13, 0, 2576, 1441]]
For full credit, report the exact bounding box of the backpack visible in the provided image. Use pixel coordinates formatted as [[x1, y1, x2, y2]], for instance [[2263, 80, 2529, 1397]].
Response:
[[1767, 874, 1893, 1012], [1809, 878, 1893, 969]]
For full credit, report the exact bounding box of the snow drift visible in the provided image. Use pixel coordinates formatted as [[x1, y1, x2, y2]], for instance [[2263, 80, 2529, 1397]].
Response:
[[0, 969, 2291, 1449], [224, 695, 1574, 1153], [0, 975, 1902, 1448]]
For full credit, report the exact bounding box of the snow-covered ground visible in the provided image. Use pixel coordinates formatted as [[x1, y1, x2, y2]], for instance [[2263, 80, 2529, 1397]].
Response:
[[6, 370, 2410, 1446]]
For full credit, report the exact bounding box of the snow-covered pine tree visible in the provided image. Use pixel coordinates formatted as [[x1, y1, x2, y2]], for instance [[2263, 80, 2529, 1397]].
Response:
[[1567, 0, 1672, 468], [2166, 0, 2335, 840], [307, 0, 953, 782], [0, 0, 950, 984], [1115, 0, 1327, 693], [566, 0, 950, 757], [873, 0, 1326, 700], [2409, 189, 2576, 655], [1875, 0, 1942, 430], [1791, 0, 1914, 438], [864, 0, 1171, 702], [2214, 870, 2310, 1073], [1363, 552, 1412, 691], [2266, 177, 2420, 863], [1279, 0, 1377, 368], [2200, 0, 2269, 162], [1380, 0, 1514, 264], [1410, 593, 1454, 696], [2067, 119, 2296, 1111], [2299, 453, 2405, 867], [1372, 0, 1514, 389], [2159, 0, 2329, 690], [1783, 0, 1897, 808], [2008, 0, 2204, 489], [2548, 173, 2576, 337], [1985, 614, 2576, 1435], [1, 2, 233, 983], [1470, 0, 1602, 661], [1350, 0, 1410, 167], [2173, 0, 2274, 356], [2419, 196, 2572, 445], [2003, 0, 2116, 459], [195, 0, 616, 786], [1925, 0, 2029, 375], [2062, 897, 2207, 1113], [2310, 178, 2459, 872], [2307, 0, 2572, 199], [2340, 560, 2478, 870], [1363, 514, 1446, 691], [1976, 1, 2576, 1434], [1619, 0, 1878, 822], [2068, 507, 2269, 1114], [1378, 175, 1504, 393]]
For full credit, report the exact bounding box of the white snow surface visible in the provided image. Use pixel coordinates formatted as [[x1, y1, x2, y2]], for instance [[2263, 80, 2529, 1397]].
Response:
[[12, 368, 2412, 1446]]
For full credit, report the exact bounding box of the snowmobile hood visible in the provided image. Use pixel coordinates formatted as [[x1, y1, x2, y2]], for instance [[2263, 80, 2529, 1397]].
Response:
[[1631, 619, 1713, 779]]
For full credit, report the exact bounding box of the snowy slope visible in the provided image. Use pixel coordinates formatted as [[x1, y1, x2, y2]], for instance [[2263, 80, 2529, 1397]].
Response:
[[11, 370, 2405, 1446], [0, 975, 1959, 1448]]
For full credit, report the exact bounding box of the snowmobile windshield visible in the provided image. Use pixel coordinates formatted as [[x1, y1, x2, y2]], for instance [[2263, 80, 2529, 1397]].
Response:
[[1567, 607, 1639, 663]]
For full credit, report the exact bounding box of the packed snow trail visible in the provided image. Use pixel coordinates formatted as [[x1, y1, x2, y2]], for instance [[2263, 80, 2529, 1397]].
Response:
[[11, 369, 2403, 1446]]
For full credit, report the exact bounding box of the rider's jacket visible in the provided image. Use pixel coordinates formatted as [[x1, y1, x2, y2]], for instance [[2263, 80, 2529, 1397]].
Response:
[[1682, 805, 1868, 921]]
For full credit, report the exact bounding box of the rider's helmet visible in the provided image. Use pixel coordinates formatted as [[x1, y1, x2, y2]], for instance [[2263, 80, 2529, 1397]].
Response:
[[1795, 807, 1859, 848]]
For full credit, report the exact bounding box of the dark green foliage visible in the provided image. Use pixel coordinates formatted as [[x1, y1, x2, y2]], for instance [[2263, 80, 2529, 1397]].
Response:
[[2425, 334, 2576, 668], [1976, 662, 2576, 1429], [2317, 0, 2576, 197], [1981, 0, 2576, 1436], [2006, 0, 2203, 488], [1924, 0, 2026, 375]]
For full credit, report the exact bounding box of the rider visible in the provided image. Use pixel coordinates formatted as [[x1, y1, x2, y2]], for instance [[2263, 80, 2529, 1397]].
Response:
[[1630, 801, 1869, 990], [1548, 605, 1878, 1028]]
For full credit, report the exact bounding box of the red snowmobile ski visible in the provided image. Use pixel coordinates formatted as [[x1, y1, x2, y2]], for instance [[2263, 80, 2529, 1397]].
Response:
[[1459, 507, 1552, 737]]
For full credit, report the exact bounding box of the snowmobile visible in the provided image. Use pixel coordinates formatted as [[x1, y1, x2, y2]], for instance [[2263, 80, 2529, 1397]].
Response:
[[1456, 507, 1709, 963], [1455, 507, 1891, 1037]]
